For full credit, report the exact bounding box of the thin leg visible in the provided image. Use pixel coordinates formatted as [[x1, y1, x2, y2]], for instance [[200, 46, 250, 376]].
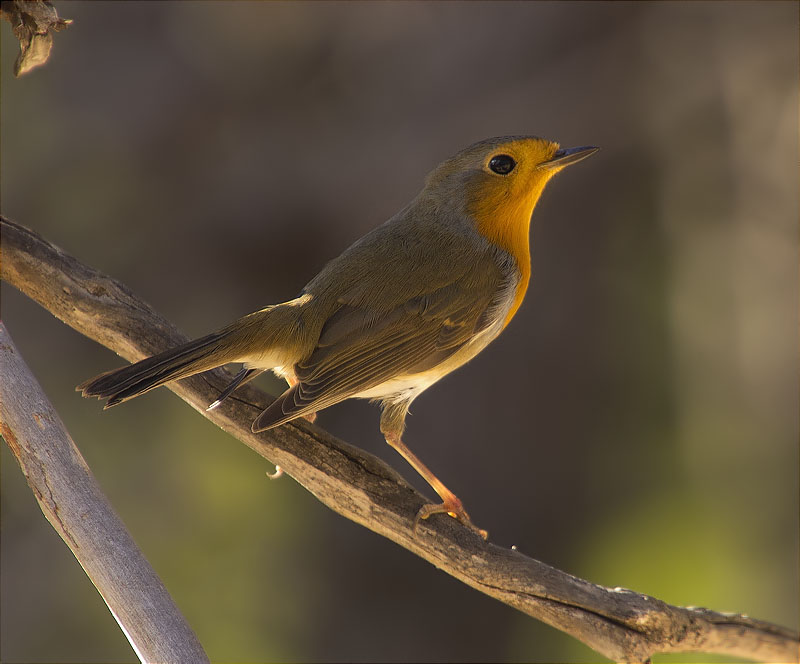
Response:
[[384, 432, 488, 540], [207, 367, 264, 411]]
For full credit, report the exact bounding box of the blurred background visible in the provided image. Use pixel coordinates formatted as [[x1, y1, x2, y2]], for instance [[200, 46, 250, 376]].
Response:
[[1, 2, 797, 662]]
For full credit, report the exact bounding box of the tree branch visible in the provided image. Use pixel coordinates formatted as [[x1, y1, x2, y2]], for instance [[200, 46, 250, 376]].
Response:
[[0, 322, 209, 664], [2, 215, 797, 663]]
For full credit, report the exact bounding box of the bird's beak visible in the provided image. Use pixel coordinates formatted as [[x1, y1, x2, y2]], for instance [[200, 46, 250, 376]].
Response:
[[541, 145, 599, 170]]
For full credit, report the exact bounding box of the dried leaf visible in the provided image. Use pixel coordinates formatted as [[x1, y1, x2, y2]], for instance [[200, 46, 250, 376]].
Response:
[[0, 0, 72, 76]]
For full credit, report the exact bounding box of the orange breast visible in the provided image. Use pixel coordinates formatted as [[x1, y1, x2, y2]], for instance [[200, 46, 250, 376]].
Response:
[[469, 177, 550, 328]]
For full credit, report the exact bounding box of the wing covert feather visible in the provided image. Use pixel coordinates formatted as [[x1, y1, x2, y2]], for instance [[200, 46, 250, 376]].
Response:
[[253, 249, 512, 431]]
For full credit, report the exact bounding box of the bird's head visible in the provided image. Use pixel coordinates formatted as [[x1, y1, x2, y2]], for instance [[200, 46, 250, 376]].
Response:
[[422, 135, 598, 258]]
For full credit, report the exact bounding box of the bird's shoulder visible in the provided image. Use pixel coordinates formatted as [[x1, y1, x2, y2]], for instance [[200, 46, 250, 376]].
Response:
[[304, 203, 514, 313]]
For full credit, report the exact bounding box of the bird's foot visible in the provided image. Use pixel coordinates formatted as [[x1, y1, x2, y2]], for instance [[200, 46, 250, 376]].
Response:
[[413, 495, 488, 540]]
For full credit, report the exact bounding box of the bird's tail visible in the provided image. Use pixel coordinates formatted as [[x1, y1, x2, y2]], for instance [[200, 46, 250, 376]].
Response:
[[78, 299, 310, 408], [77, 330, 235, 407]]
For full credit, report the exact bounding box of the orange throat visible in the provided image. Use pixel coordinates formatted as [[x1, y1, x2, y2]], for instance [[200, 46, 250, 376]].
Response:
[[471, 177, 550, 328]]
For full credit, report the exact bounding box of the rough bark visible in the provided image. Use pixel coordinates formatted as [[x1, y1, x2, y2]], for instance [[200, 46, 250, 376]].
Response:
[[2, 215, 797, 663], [0, 323, 209, 664]]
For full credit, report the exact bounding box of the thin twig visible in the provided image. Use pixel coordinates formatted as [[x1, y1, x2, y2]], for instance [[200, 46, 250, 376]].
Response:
[[1, 215, 797, 663], [0, 322, 209, 664]]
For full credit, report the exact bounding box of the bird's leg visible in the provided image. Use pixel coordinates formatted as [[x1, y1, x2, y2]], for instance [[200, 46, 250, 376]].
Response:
[[380, 420, 488, 539], [207, 367, 264, 411], [284, 375, 317, 423]]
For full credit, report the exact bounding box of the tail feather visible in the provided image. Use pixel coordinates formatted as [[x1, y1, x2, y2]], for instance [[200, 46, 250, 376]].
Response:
[[78, 330, 230, 407], [79, 297, 315, 409]]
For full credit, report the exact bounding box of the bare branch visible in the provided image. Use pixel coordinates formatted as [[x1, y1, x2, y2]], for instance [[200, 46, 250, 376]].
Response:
[[0, 322, 209, 664], [1, 215, 797, 663]]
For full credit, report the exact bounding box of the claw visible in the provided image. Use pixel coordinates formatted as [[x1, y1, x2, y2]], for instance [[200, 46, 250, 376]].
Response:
[[412, 496, 488, 540], [382, 431, 488, 539], [266, 465, 284, 480]]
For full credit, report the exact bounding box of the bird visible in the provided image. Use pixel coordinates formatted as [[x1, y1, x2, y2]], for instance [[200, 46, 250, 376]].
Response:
[[79, 135, 598, 538]]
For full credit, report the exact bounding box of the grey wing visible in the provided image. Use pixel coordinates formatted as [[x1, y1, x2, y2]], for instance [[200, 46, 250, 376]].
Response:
[[251, 278, 502, 432]]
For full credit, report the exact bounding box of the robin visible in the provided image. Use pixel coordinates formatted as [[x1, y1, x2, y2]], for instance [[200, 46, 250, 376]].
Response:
[[79, 135, 598, 538]]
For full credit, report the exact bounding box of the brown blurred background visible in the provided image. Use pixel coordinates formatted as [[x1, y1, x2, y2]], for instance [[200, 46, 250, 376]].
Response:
[[1, 2, 797, 662]]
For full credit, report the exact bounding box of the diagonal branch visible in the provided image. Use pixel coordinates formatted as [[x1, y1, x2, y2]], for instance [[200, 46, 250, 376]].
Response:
[[0, 322, 209, 664], [2, 215, 797, 663]]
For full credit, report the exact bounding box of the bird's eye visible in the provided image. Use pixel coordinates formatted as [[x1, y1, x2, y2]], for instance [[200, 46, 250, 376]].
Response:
[[488, 154, 516, 175]]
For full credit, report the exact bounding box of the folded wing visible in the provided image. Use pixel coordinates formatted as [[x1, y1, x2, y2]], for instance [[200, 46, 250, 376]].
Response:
[[251, 275, 504, 432]]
